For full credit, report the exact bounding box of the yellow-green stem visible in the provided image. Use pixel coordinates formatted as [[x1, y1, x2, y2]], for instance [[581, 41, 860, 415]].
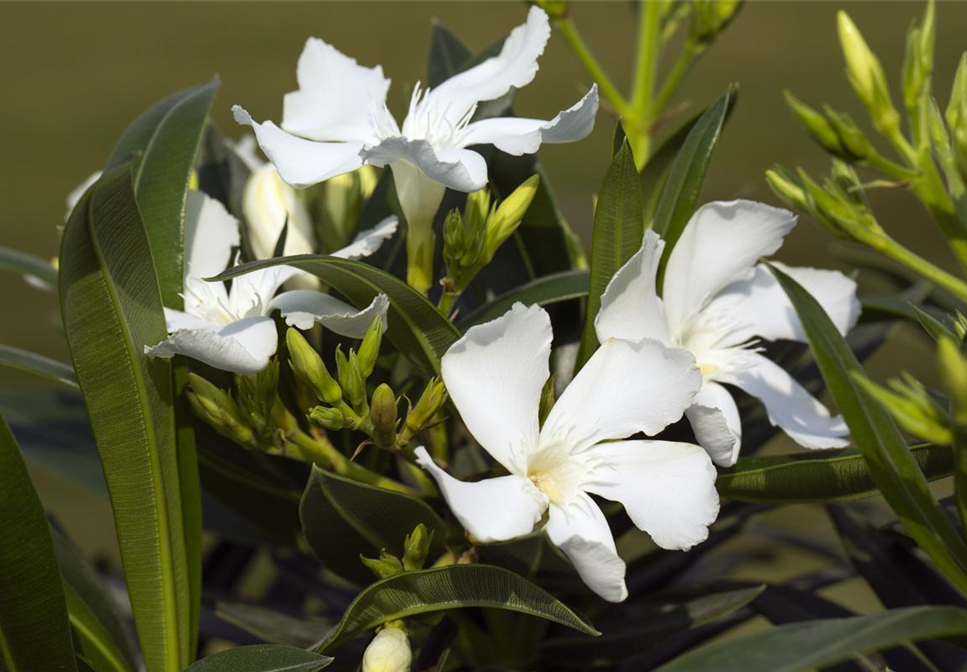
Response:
[[554, 17, 633, 120], [867, 232, 967, 301]]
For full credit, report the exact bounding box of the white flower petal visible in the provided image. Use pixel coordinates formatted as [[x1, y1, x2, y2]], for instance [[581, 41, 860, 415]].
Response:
[[145, 315, 277, 374], [185, 190, 241, 280], [684, 381, 742, 467], [282, 37, 389, 143], [583, 440, 719, 551], [243, 164, 316, 260], [330, 216, 399, 260], [271, 291, 389, 338], [541, 338, 701, 453], [706, 263, 860, 345], [546, 493, 627, 602], [662, 201, 797, 332], [228, 265, 304, 317], [426, 6, 551, 126], [361, 138, 488, 192], [723, 351, 850, 449], [163, 307, 217, 332], [442, 303, 551, 475], [460, 85, 598, 155], [233, 106, 364, 189], [415, 447, 546, 543], [595, 229, 669, 344]]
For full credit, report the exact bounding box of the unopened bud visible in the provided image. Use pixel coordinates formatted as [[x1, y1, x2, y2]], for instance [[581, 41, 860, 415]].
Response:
[[360, 550, 404, 579], [403, 523, 433, 571], [337, 348, 366, 408], [443, 209, 468, 271], [823, 107, 873, 161], [370, 384, 399, 450], [856, 373, 953, 445], [485, 175, 539, 258], [691, 0, 742, 45], [357, 318, 383, 380], [309, 406, 346, 431], [286, 329, 342, 405], [405, 378, 447, 437], [785, 92, 843, 156], [946, 54, 967, 133], [766, 168, 809, 213], [837, 11, 899, 133], [187, 374, 256, 449], [938, 336, 967, 428], [237, 360, 280, 442], [362, 626, 412, 672], [903, 1, 935, 112]]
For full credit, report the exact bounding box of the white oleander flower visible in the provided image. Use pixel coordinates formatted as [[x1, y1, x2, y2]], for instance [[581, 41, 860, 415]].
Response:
[[596, 200, 861, 467], [362, 627, 412, 672], [415, 303, 719, 602], [144, 190, 396, 373]]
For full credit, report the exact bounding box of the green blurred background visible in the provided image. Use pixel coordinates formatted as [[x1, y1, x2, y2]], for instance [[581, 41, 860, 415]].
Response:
[[1, 0, 965, 624]]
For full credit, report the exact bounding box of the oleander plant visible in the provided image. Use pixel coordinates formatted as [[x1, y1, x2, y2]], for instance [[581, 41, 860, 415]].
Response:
[[5, 2, 967, 671]]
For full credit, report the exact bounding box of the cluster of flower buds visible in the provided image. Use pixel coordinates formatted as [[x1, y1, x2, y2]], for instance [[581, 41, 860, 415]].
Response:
[[945, 57, 967, 189], [690, 0, 742, 48], [361, 523, 434, 579], [441, 175, 540, 310], [837, 11, 901, 137]]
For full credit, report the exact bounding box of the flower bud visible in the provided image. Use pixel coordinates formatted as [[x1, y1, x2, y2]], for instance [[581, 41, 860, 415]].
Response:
[[309, 406, 346, 431], [823, 107, 873, 161], [443, 209, 467, 271], [402, 523, 433, 571], [485, 175, 539, 258], [237, 361, 280, 442], [404, 378, 447, 438], [856, 373, 953, 445], [357, 317, 384, 380], [837, 11, 899, 133], [286, 329, 342, 405], [243, 163, 316, 260], [187, 373, 257, 449], [361, 550, 405, 579], [765, 168, 810, 213], [784, 92, 844, 156], [337, 348, 366, 408], [362, 626, 412, 672], [370, 384, 399, 450], [938, 336, 967, 428], [903, 1, 935, 113], [691, 0, 742, 46]]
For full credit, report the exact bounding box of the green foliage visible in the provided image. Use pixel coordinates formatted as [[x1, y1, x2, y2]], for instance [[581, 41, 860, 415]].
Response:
[[183, 645, 332, 672], [0, 244, 57, 290], [0, 343, 78, 389]]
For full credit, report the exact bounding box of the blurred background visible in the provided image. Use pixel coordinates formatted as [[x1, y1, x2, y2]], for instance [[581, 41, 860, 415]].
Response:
[[1, 0, 965, 629]]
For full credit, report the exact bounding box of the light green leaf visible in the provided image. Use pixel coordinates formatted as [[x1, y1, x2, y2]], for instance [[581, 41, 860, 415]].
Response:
[[0, 245, 57, 290], [459, 270, 589, 328], [0, 343, 78, 389], [717, 444, 953, 503], [0, 408, 78, 672], [215, 256, 460, 375], [653, 86, 734, 286], [771, 263, 967, 593], [184, 645, 332, 672], [576, 142, 644, 369], [655, 606, 967, 672], [300, 466, 449, 584], [317, 565, 599, 652], [59, 167, 193, 672]]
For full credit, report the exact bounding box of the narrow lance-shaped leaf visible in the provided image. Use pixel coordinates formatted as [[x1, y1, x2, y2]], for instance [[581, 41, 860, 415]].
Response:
[[576, 142, 644, 369], [183, 645, 332, 672], [459, 270, 589, 328], [59, 167, 192, 672], [0, 343, 78, 389], [0, 244, 57, 290], [770, 262, 967, 593]]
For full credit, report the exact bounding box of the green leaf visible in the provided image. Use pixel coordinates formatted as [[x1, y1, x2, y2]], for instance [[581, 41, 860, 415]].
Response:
[[215, 256, 460, 375], [576, 142, 644, 369], [184, 645, 332, 672], [213, 601, 329, 649], [0, 244, 57, 290], [717, 444, 953, 503], [427, 21, 471, 88], [653, 86, 734, 286], [105, 80, 219, 308], [53, 531, 141, 672], [300, 466, 449, 584], [0, 408, 78, 672], [770, 263, 967, 593], [655, 606, 967, 672], [459, 270, 589, 328], [317, 565, 599, 652], [59, 167, 194, 672], [542, 583, 764, 668], [0, 343, 78, 389]]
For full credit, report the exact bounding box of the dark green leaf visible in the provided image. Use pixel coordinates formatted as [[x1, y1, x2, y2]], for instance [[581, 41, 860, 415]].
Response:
[[771, 263, 967, 593], [0, 409, 78, 672], [317, 565, 599, 652], [53, 531, 141, 672], [300, 466, 449, 584], [0, 244, 57, 290], [214, 256, 460, 375], [427, 21, 471, 88], [59, 167, 194, 670], [213, 601, 329, 649], [717, 444, 953, 503], [0, 343, 78, 389], [576, 143, 644, 369], [653, 86, 734, 286], [655, 606, 967, 672], [542, 584, 763, 668], [459, 270, 589, 328], [184, 645, 332, 672]]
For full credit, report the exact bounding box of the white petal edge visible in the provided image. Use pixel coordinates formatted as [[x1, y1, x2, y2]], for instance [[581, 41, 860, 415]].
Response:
[[723, 351, 850, 450], [684, 381, 742, 467], [541, 338, 701, 453], [270, 291, 389, 338], [546, 493, 627, 602], [415, 447, 546, 543], [361, 138, 488, 193], [441, 302, 551, 475], [662, 200, 797, 333], [595, 229, 669, 345], [233, 106, 364, 189], [583, 439, 719, 551], [330, 216, 399, 260], [460, 85, 599, 156], [144, 315, 277, 374], [184, 190, 241, 281]]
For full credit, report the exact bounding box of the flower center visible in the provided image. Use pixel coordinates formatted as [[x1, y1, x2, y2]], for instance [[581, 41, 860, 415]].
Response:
[[394, 84, 476, 149], [526, 441, 589, 506]]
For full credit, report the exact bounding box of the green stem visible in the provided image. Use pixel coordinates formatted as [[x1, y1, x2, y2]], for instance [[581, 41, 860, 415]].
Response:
[[554, 17, 633, 119], [868, 233, 967, 302], [652, 42, 700, 123], [631, 0, 663, 116]]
